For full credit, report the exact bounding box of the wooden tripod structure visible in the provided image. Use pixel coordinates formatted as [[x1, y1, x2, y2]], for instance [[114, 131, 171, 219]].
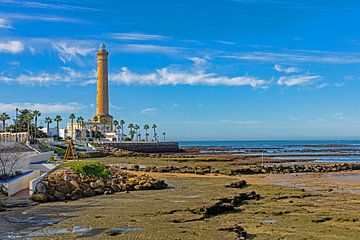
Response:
[[63, 140, 78, 161]]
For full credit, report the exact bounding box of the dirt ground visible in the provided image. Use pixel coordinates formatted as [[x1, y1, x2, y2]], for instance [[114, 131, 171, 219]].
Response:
[[1, 170, 360, 240]]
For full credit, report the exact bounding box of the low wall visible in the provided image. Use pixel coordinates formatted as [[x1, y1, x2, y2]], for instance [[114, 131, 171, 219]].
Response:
[[9, 151, 54, 173], [101, 142, 180, 153], [29, 167, 59, 196], [0, 170, 40, 196]]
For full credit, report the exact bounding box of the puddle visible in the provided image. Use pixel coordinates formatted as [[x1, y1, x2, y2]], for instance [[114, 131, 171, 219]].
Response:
[[72, 226, 92, 233], [172, 200, 187, 203], [184, 195, 200, 199], [342, 189, 360, 194], [3, 226, 142, 239], [263, 220, 277, 223], [107, 228, 143, 236], [327, 174, 360, 179], [272, 182, 306, 188]]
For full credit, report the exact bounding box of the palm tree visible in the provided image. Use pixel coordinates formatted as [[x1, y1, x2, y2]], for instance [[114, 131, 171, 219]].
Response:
[[144, 124, 150, 142], [100, 118, 109, 134], [113, 120, 119, 132], [134, 125, 140, 141], [0, 112, 10, 132], [77, 116, 84, 139], [32, 110, 41, 139], [120, 120, 125, 135], [23, 112, 33, 141], [44, 117, 52, 137], [137, 133, 141, 142], [163, 132, 166, 141], [128, 123, 134, 140], [69, 113, 76, 138], [54, 115, 62, 140], [152, 124, 157, 141]]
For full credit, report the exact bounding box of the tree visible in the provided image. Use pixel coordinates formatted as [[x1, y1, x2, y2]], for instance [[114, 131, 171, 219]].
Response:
[[144, 124, 150, 142], [120, 120, 125, 135], [100, 118, 110, 135], [23, 112, 33, 142], [32, 110, 41, 139], [134, 125, 140, 141], [152, 124, 157, 141], [77, 116, 84, 139], [54, 115, 62, 140], [0, 112, 10, 132], [113, 120, 119, 133], [0, 144, 23, 180], [69, 113, 76, 138], [128, 123, 134, 140], [44, 117, 52, 137], [163, 132, 166, 141]]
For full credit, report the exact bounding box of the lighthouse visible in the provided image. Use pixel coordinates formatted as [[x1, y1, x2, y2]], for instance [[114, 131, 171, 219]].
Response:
[[94, 43, 113, 131]]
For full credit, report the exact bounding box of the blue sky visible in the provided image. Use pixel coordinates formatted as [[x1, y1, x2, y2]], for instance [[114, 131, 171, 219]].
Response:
[[1, 0, 360, 140]]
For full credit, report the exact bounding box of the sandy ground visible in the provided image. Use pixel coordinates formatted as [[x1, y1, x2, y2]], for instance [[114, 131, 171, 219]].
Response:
[[1, 170, 360, 240]]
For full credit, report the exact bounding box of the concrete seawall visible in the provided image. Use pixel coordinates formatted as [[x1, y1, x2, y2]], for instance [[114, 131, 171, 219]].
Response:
[[100, 142, 180, 153]]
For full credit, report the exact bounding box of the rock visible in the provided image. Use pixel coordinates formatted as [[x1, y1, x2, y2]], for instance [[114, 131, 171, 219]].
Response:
[[134, 185, 143, 190], [35, 182, 47, 194], [104, 190, 113, 195], [69, 180, 80, 191], [83, 188, 96, 197], [63, 174, 71, 182], [31, 193, 48, 203], [90, 180, 105, 189], [54, 191, 65, 201]]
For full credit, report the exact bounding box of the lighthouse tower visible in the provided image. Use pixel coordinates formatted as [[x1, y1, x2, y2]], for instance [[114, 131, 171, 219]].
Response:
[[94, 43, 113, 131]]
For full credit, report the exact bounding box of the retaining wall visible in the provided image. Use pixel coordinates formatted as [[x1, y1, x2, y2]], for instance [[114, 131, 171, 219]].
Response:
[[101, 141, 180, 153], [0, 170, 40, 196]]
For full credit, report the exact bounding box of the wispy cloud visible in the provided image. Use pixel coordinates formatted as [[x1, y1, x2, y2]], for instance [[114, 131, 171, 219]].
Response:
[[0, 67, 95, 85], [0, 12, 84, 23], [141, 108, 157, 114], [223, 50, 360, 64], [274, 64, 299, 73], [0, 17, 11, 28], [215, 40, 236, 45], [0, 0, 98, 11], [0, 40, 24, 53], [0, 102, 87, 113], [277, 75, 321, 87], [52, 42, 95, 64], [111, 67, 267, 88], [120, 44, 184, 55], [111, 33, 168, 41]]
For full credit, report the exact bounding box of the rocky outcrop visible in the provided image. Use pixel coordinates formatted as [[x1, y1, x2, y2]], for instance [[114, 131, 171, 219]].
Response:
[[31, 168, 168, 203], [229, 163, 360, 175]]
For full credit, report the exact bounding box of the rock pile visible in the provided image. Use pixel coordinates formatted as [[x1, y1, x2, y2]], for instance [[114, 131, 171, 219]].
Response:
[[31, 168, 168, 203], [226, 180, 247, 188], [113, 164, 221, 175], [229, 163, 360, 175]]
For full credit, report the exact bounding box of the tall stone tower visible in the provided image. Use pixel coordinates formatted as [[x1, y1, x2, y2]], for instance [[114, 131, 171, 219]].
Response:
[[94, 43, 113, 130]]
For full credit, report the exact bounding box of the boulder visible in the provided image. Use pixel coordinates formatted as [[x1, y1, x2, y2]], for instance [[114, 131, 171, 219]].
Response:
[[31, 193, 48, 203], [35, 182, 47, 194]]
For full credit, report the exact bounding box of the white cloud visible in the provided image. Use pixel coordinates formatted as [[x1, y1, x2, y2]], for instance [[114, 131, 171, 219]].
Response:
[[141, 108, 157, 114], [316, 83, 328, 89], [52, 42, 94, 64], [120, 44, 184, 55], [277, 75, 321, 87], [0, 67, 96, 85], [0, 0, 98, 11], [111, 33, 168, 41], [0, 12, 84, 23], [223, 50, 360, 64], [188, 57, 209, 66], [215, 40, 236, 45], [274, 64, 299, 73], [111, 67, 267, 88], [0, 102, 86, 113], [0, 40, 24, 53], [0, 17, 12, 28]]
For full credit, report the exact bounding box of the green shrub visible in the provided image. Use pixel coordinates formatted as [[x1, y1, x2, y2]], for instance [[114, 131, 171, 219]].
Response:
[[62, 161, 111, 177]]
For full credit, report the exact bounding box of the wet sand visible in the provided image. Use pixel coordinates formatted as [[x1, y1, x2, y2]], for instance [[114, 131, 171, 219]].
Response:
[[1, 170, 360, 239]]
